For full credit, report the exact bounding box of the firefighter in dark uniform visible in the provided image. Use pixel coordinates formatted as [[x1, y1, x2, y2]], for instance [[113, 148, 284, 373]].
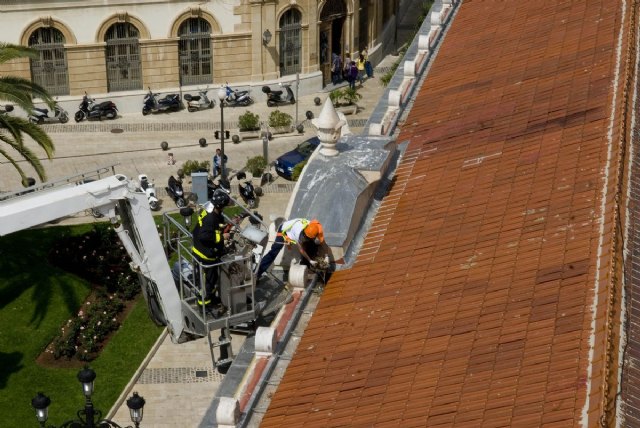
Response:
[[191, 189, 230, 307]]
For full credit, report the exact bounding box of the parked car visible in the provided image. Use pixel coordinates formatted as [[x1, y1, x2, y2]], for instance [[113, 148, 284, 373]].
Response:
[[274, 136, 320, 180]]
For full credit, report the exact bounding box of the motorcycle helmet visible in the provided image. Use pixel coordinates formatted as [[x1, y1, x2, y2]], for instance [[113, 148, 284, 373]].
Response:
[[211, 188, 230, 209]]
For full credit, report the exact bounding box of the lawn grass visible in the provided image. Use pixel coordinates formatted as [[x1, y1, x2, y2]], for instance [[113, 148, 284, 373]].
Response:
[[0, 225, 163, 427]]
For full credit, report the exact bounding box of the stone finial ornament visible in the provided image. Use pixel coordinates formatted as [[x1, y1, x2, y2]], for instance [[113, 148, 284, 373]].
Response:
[[312, 98, 346, 157]]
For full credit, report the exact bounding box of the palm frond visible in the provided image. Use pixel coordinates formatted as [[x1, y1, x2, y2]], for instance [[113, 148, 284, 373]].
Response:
[[0, 76, 54, 111], [0, 43, 56, 182], [0, 43, 38, 64], [0, 141, 28, 184], [6, 116, 55, 158], [0, 116, 53, 181]]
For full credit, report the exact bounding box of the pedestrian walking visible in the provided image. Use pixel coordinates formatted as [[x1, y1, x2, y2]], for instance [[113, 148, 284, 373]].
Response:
[[362, 47, 374, 78], [212, 148, 227, 178], [357, 53, 366, 85], [331, 52, 342, 85], [343, 53, 352, 81], [349, 61, 358, 90], [167, 152, 176, 166]]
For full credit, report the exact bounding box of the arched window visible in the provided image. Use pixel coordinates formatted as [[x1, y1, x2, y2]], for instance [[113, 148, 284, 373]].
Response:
[[28, 28, 69, 96], [279, 9, 302, 76], [178, 18, 212, 85], [105, 23, 142, 92]]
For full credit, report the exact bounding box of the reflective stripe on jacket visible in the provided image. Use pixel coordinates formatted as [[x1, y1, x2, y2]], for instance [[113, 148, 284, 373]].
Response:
[[279, 218, 309, 245], [191, 208, 225, 261]]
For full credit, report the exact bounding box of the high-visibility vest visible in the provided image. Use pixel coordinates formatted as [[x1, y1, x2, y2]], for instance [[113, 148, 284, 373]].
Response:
[[279, 218, 310, 245]]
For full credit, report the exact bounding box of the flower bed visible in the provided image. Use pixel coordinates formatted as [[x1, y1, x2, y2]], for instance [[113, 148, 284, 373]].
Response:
[[47, 225, 141, 361]]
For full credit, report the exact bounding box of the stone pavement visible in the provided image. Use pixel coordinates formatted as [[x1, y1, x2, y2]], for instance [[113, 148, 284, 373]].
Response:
[[1, 57, 397, 427]]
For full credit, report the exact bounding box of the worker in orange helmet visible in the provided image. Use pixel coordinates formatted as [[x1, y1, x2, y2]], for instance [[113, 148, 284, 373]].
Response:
[[257, 218, 324, 277]]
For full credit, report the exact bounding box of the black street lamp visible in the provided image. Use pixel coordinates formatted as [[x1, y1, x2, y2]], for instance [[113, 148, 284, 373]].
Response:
[[31, 367, 146, 428], [216, 86, 228, 182]]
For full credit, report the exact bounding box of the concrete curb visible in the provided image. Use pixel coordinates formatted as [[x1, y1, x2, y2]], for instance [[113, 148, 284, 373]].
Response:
[[105, 327, 169, 420]]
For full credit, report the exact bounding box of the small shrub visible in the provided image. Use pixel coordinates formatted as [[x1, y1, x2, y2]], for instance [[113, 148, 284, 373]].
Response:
[[268, 110, 292, 128], [246, 156, 268, 177], [292, 160, 308, 181], [381, 59, 400, 87], [341, 87, 362, 105], [181, 159, 211, 176], [329, 89, 343, 106], [416, 1, 435, 30], [238, 110, 260, 131]]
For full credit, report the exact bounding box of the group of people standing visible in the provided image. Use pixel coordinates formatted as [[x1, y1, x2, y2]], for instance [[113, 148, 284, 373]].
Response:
[[331, 48, 374, 89]]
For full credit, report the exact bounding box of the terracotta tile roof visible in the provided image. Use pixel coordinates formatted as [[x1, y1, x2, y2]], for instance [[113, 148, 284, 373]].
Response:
[[262, 0, 632, 426]]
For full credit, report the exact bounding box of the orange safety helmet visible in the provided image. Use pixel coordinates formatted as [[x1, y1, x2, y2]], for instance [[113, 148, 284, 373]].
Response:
[[303, 219, 324, 243]]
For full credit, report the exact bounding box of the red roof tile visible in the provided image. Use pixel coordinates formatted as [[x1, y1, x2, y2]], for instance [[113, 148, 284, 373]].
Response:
[[261, 0, 632, 425]]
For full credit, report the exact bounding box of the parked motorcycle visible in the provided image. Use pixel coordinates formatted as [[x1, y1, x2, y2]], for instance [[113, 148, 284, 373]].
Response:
[[75, 93, 118, 122], [166, 175, 187, 208], [29, 99, 69, 124], [222, 84, 253, 107], [207, 176, 231, 200], [239, 181, 257, 208], [184, 88, 215, 112], [137, 174, 160, 211], [235, 172, 258, 208], [262, 83, 295, 107], [142, 88, 181, 115]]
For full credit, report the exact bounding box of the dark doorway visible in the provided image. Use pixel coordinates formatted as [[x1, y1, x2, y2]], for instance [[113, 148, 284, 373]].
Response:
[[319, 0, 347, 87]]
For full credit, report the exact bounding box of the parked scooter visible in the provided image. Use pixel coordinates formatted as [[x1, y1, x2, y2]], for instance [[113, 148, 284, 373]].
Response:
[[222, 84, 253, 107], [29, 99, 69, 124], [235, 172, 258, 208], [142, 88, 182, 115], [207, 176, 231, 200], [137, 174, 160, 211], [166, 175, 187, 208], [75, 93, 118, 122], [262, 83, 295, 107], [184, 88, 215, 112]]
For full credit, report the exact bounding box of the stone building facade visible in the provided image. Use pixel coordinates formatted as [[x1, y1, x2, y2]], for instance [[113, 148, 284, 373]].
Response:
[[0, 0, 402, 99]]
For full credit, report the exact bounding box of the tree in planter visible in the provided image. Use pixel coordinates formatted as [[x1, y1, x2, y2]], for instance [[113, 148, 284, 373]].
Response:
[[238, 110, 260, 131], [268, 109, 293, 130], [245, 155, 267, 177]]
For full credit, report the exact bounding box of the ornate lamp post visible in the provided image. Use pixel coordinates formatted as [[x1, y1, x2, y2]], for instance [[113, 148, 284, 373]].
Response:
[[31, 367, 146, 428], [217, 86, 228, 182]]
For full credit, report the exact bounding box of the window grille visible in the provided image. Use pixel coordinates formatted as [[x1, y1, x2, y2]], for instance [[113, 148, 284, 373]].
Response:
[[178, 18, 212, 86], [105, 23, 142, 92], [28, 28, 69, 96], [279, 9, 301, 76]]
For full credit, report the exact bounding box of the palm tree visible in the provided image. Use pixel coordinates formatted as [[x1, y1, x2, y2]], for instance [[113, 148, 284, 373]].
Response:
[[0, 43, 55, 186]]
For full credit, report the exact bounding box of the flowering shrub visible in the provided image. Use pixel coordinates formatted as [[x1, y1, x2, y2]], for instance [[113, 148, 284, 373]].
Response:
[[48, 225, 141, 361]]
